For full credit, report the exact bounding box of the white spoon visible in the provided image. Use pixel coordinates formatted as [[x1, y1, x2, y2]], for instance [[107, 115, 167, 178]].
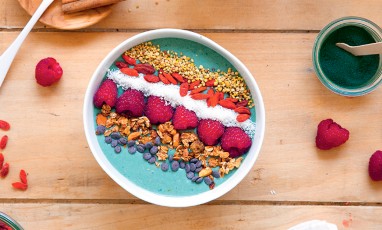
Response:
[[0, 0, 54, 88], [336, 42, 382, 56]]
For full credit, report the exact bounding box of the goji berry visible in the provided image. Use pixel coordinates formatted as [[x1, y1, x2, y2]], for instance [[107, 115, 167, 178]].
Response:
[[236, 99, 248, 107], [158, 74, 170, 84], [163, 72, 177, 84], [20, 169, 27, 185], [217, 92, 224, 100], [12, 182, 27, 191], [189, 80, 201, 90], [236, 114, 250, 122], [0, 120, 10, 131], [0, 153, 3, 170], [190, 86, 207, 95], [115, 61, 128, 69], [0, 135, 8, 150], [179, 82, 189, 97], [1, 163, 9, 178], [143, 75, 160, 83], [122, 54, 137, 66], [191, 93, 210, 100], [205, 79, 215, 87], [207, 93, 219, 107], [171, 73, 185, 83], [207, 88, 214, 97], [120, 68, 139, 77], [234, 106, 251, 115], [134, 63, 155, 75], [218, 99, 236, 110], [225, 97, 238, 103]]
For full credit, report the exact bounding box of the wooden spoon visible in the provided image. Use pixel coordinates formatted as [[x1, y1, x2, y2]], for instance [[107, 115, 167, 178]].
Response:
[[336, 42, 382, 56], [0, 0, 54, 88]]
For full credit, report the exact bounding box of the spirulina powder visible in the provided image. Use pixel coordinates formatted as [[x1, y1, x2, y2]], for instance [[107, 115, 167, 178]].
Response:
[[319, 25, 380, 89]]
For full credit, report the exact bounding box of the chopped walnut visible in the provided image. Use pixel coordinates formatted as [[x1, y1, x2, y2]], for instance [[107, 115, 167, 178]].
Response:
[[190, 140, 204, 154]]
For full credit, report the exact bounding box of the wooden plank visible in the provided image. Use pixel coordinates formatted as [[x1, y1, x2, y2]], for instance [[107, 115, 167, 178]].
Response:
[[2, 0, 382, 30], [1, 32, 382, 203], [0, 203, 381, 229]]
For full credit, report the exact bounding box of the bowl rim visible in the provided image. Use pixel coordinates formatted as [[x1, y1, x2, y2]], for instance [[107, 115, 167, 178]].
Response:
[[83, 28, 266, 207]]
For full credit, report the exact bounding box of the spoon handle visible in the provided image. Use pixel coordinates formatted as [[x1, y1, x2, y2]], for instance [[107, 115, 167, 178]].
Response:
[[337, 42, 382, 56], [0, 0, 54, 88]]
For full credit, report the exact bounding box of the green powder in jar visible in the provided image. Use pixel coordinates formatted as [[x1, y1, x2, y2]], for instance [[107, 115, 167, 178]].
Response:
[[319, 25, 380, 89]]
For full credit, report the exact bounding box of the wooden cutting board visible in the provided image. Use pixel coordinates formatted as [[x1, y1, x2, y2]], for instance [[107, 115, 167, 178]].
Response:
[[17, 0, 113, 30]]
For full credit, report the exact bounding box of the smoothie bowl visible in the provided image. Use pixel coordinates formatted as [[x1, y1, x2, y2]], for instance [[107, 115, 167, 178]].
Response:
[[83, 29, 265, 207]]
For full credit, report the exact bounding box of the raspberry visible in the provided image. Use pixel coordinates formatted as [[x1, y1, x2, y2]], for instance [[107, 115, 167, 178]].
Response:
[[221, 127, 252, 158], [369, 150, 382, 181], [173, 106, 198, 130], [116, 89, 145, 117], [35, 57, 63, 87], [145, 96, 174, 124], [93, 79, 118, 108], [197, 119, 224, 146], [315, 119, 350, 150]]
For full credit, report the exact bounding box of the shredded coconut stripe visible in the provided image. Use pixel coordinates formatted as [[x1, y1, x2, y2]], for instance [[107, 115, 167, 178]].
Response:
[[107, 69, 256, 137]]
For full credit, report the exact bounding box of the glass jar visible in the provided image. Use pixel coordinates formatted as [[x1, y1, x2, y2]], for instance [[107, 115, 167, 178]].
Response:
[[312, 16, 382, 96], [0, 212, 23, 230]]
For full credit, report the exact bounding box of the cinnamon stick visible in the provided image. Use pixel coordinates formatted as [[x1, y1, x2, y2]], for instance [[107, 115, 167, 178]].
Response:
[[62, 0, 125, 14]]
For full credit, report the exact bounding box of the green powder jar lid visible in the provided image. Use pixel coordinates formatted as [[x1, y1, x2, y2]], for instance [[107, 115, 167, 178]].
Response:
[[313, 16, 382, 96]]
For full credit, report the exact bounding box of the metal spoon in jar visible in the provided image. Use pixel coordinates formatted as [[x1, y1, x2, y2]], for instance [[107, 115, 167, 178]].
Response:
[[0, 0, 54, 88], [336, 42, 382, 56]]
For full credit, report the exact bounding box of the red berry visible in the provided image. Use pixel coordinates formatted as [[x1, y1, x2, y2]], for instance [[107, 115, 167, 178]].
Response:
[[145, 96, 174, 124], [315, 119, 350, 150], [1, 163, 9, 178], [221, 127, 252, 158], [122, 54, 137, 66], [0, 120, 10, 131], [0, 135, 8, 150], [35, 57, 63, 87], [12, 182, 27, 191], [173, 106, 199, 130], [115, 89, 145, 117], [93, 79, 118, 108], [197, 119, 225, 146], [369, 150, 382, 181]]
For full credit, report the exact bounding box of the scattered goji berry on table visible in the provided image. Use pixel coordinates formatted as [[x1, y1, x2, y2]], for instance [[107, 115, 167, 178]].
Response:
[[0, 153, 3, 170], [0, 120, 10, 131], [0, 135, 8, 150], [1, 163, 9, 178], [19, 169, 27, 185], [11, 182, 27, 191]]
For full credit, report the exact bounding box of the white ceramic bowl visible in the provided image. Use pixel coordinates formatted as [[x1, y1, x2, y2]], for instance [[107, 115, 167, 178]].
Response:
[[83, 29, 265, 207]]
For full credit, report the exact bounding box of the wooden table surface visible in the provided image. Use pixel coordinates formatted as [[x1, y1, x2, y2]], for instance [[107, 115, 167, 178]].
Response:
[[1, 0, 382, 229]]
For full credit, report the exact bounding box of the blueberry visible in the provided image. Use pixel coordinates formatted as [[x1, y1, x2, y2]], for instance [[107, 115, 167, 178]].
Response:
[[136, 144, 145, 153], [168, 154, 173, 162], [114, 145, 122, 153], [195, 167, 202, 173], [179, 161, 186, 169], [111, 140, 118, 147], [143, 152, 151, 160], [145, 142, 153, 150], [195, 160, 202, 168], [111, 132, 121, 139], [171, 161, 179, 172], [96, 125, 106, 135], [105, 136, 112, 144], [192, 176, 199, 182], [185, 164, 191, 173], [150, 146, 158, 154], [128, 146, 136, 154], [118, 137, 127, 145], [154, 136, 161, 145], [204, 177, 212, 185], [148, 156, 156, 164], [212, 170, 220, 178], [190, 163, 196, 172], [127, 140, 136, 147], [196, 177, 203, 184], [161, 162, 169, 172], [190, 158, 198, 163], [186, 172, 194, 179]]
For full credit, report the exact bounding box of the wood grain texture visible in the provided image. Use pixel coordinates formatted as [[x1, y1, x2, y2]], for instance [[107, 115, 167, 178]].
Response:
[[1, 32, 382, 203], [1, 203, 381, 229], [1, 0, 381, 30], [17, 0, 112, 30]]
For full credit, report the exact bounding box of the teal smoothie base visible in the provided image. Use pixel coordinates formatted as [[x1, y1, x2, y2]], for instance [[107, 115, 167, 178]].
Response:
[[93, 38, 256, 197]]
